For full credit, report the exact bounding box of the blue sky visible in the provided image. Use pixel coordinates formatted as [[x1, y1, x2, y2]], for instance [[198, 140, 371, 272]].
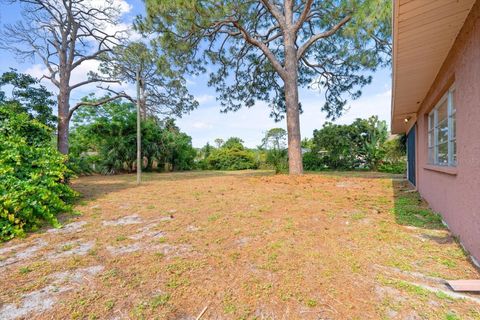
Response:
[[0, 0, 392, 148]]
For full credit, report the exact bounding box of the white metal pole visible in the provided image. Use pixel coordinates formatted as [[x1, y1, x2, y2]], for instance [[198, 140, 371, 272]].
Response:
[[136, 69, 141, 185]]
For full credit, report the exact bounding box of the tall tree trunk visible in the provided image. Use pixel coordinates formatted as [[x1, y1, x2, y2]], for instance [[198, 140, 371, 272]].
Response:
[[284, 77, 303, 175], [57, 90, 70, 155], [284, 33, 303, 175]]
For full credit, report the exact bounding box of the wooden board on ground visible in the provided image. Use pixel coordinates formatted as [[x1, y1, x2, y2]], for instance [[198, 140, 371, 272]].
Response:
[[447, 280, 480, 292]]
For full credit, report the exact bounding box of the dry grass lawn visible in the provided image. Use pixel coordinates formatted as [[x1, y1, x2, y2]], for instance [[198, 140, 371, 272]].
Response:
[[0, 171, 479, 319]]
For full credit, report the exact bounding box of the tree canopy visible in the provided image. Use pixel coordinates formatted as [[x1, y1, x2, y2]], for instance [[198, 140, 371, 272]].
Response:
[[99, 42, 198, 119], [305, 115, 389, 170], [0, 70, 56, 128], [140, 0, 391, 118], [0, 0, 130, 154], [139, 0, 391, 174], [70, 99, 197, 174]]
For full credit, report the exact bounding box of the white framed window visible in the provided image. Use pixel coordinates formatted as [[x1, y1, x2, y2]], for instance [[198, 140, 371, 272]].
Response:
[[428, 85, 456, 167]]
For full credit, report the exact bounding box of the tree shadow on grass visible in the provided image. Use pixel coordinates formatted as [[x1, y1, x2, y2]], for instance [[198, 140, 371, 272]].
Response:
[[141, 169, 275, 181], [71, 170, 276, 202], [309, 170, 405, 180], [318, 171, 446, 230]]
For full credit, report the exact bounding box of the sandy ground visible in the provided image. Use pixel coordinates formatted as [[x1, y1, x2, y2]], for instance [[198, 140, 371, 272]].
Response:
[[0, 170, 479, 319]]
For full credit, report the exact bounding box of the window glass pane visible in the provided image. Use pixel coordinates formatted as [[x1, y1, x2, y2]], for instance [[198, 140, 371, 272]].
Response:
[[437, 99, 448, 123], [428, 86, 456, 167], [428, 147, 434, 164], [452, 139, 457, 165], [451, 113, 456, 139], [438, 143, 448, 165], [438, 119, 448, 144], [451, 89, 456, 112]]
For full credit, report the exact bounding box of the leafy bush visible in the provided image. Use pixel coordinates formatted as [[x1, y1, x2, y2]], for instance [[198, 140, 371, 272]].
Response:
[[302, 151, 326, 171], [378, 136, 407, 174], [203, 137, 258, 170], [0, 106, 76, 240], [265, 149, 288, 173], [155, 124, 196, 171], [69, 101, 196, 174], [378, 161, 406, 174], [306, 116, 392, 171], [66, 153, 98, 175], [310, 122, 358, 170], [206, 147, 258, 170], [260, 128, 288, 173]]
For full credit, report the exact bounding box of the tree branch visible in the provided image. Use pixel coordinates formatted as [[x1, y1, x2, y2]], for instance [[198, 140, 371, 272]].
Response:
[[293, 0, 314, 32], [232, 21, 287, 80], [297, 15, 351, 59], [259, 0, 286, 30], [68, 92, 131, 120], [69, 77, 120, 91]]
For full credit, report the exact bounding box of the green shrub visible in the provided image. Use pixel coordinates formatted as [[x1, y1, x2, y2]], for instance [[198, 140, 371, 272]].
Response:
[[67, 154, 98, 175], [206, 147, 257, 170], [302, 151, 326, 171], [201, 137, 258, 170], [378, 161, 406, 174], [0, 106, 76, 240], [265, 149, 288, 173], [379, 136, 406, 174], [260, 128, 288, 174], [69, 102, 196, 175], [309, 116, 389, 170]]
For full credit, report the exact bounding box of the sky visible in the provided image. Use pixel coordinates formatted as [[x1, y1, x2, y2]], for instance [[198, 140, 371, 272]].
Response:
[[0, 0, 392, 148]]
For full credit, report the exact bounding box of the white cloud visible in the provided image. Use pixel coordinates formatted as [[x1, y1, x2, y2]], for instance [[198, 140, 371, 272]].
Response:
[[24, 64, 46, 79], [23, 58, 136, 103], [192, 121, 213, 129], [195, 94, 215, 104], [88, 0, 132, 14], [23, 64, 58, 94], [115, 0, 133, 14]]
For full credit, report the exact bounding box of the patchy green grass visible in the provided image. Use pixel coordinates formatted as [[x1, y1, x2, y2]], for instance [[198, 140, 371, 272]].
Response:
[[445, 312, 461, 320], [1, 171, 478, 320], [208, 213, 221, 222], [104, 299, 115, 311], [379, 277, 430, 298], [351, 211, 366, 221], [392, 191, 444, 229], [306, 299, 318, 308], [19, 266, 32, 275], [150, 293, 171, 308], [61, 244, 74, 251], [115, 235, 127, 242]]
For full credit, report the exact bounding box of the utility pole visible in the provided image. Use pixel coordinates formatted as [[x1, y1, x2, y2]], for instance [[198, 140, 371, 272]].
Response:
[[136, 68, 142, 184]]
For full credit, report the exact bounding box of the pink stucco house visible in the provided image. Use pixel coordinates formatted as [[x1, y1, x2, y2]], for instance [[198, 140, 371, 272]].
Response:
[[391, 0, 480, 263]]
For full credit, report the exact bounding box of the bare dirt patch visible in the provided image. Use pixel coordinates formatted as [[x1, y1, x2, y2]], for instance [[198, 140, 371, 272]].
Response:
[[102, 214, 143, 226], [48, 221, 87, 234], [0, 265, 104, 319], [0, 171, 479, 319]]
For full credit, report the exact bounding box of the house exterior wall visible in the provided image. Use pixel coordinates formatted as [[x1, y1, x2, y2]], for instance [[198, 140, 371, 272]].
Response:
[[414, 1, 480, 261]]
